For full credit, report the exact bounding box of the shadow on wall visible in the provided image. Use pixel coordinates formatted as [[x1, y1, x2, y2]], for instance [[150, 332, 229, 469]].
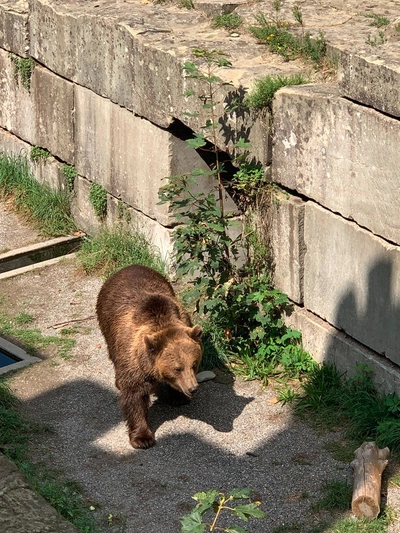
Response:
[[20, 376, 354, 533], [324, 257, 400, 391]]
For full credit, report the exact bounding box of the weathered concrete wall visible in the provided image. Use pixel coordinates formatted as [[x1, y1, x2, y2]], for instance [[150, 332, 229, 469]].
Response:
[[1, 0, 400, 393]]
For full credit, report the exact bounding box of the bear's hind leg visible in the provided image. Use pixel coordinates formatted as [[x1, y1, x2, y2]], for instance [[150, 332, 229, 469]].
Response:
[[119, 387, 155, 449]]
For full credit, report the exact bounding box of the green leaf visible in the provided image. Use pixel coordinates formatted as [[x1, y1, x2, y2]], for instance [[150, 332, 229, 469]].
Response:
[[183, 89, 195, 97], [234, 138, 252, 149], [233, 503, 266, 521], [180, 510, 207, 533], [183, 111, 200, 118], [187, 135, 207, 149], [226, 526, 248, 533], [230, 488, 252, 499]]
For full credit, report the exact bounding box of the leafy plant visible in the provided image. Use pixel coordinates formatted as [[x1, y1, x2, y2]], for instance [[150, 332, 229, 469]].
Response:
[[180, 488, 265, 532], [30, 145, 51, 163], [159, 49, 310, 383], [249, 12, 326, 66], [89, 182, 107, 219], [0, 151, 76, 237], [8, 54, 35, 91], [62, 164, 78, 192], [244, 73, 306, 111], [277, 385, 298, 405], [78, 225, 166, 279], [212, 13, 242, 31]]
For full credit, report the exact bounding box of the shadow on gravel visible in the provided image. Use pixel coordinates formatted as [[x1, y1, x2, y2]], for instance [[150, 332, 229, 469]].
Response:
[[21, 374, 352, 533]]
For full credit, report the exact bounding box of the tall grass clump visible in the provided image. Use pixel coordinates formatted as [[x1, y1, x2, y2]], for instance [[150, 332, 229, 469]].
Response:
[[0, 152, 76, 237], [296, 364, 400, 453], [78, 226, 167, 279]]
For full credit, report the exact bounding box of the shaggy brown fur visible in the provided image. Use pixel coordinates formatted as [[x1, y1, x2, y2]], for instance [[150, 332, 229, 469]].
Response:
[[96, 264, 203, 449]]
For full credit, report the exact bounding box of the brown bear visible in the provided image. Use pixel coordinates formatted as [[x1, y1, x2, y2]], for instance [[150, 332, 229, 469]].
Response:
[[96, 264, 203, 449]]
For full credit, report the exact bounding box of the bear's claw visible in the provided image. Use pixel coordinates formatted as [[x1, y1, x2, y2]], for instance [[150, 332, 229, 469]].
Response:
[[129, 430, 156, 449]]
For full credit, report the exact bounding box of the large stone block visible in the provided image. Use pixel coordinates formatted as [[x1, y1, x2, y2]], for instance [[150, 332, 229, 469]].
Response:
[[107, 196, 173, 263], [0, 51, 74, 162], [29, 0, 272, 165], [0, 127, 68, 192], [0, 48, 35, 144], [304, 202, 400, 367], [0, 1, 29, 56], [286, 306, 400, 397], [33, 66, 75, 163], [273, 83, 400, 245], [74, 85, 237, 226], [338, 47, 400, 119], [269, 191, 305, 304]]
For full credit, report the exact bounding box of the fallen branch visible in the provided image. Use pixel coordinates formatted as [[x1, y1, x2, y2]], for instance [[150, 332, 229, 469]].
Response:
[[351, 441, 390, 520], [51, 315, 96, 329]]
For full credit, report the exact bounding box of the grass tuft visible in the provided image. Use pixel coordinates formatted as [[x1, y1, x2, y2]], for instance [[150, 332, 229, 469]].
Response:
[[0, 311, 75, 360], [249, 13, 326, 66], [245, 73, 306, 110], [0, 152, 76, 237], [78, 225, 167, 279], [212, 13, 242, 31]]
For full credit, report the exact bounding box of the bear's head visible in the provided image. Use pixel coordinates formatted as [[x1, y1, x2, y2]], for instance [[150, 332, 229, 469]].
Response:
[[145, 325, 203, 397]]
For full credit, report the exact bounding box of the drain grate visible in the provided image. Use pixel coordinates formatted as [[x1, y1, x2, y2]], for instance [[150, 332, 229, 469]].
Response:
[[0, 337, 40, 375]]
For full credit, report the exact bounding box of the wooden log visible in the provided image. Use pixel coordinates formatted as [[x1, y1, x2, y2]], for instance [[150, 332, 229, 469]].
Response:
[[351, 441, 390, 520]]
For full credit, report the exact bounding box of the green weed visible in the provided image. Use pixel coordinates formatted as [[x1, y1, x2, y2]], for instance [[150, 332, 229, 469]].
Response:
[[78, 225, 166, 279], [362, 13, 390, 28], [62, 164, 78, 192], [89, 182, 107, 219], [212, 13, 242, 31], [30, 146, 51, 163], [277, 384, 298, 405], [180, 488, 265, 532], [0, 152, 76, 237], [245, 73, 306, 111], [8, 54, 35, 91], [249, 12, 326, 66]]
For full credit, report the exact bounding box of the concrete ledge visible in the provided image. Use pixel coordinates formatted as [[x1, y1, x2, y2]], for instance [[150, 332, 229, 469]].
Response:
[[286, 306, 400, 397], [0, 336, 40, 376], [0, 452, 79, 532], [0, 253, 77, 280]]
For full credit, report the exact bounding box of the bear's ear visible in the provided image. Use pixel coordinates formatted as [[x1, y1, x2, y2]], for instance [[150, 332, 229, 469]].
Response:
[[190, 325, 203, 342]]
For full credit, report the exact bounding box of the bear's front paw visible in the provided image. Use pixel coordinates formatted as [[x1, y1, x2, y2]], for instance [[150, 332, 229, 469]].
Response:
[[129, 429, 155, 449]]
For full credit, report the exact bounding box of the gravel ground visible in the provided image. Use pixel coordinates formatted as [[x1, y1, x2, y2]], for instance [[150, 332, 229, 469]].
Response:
[[0, 204, 399, 533]]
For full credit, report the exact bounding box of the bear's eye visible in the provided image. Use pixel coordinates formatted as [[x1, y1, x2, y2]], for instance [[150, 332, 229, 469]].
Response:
[[174, 367, 183, 374], [192, 363, 197, 370]]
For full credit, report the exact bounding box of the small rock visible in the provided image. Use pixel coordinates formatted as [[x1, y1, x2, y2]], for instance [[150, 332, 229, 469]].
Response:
[[230, 32, 240, 38], [196, 370, 216, 383]]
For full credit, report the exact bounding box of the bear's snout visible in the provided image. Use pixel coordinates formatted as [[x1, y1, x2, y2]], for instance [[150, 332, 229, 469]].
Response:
[[188, 384, 199, 395]]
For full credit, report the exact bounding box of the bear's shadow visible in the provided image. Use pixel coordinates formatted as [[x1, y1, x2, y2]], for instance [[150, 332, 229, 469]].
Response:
[[149, 380, 254, 434]]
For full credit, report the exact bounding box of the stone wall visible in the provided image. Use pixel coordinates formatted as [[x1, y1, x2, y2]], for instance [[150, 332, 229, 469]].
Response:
[[1, 0, 399, 393]]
